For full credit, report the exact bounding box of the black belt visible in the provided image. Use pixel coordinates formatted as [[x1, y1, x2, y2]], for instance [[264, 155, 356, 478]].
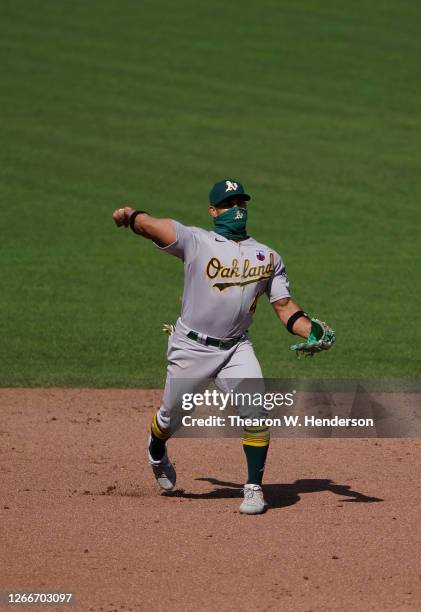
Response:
[[187, 331, 244, 350]]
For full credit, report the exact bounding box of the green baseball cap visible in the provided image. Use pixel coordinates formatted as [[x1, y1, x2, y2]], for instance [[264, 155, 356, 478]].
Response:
[[209, 179, 251, 206]]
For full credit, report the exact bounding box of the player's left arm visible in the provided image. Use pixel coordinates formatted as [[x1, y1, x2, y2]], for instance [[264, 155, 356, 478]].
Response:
[[267, 251, 335, 355], [271, 298, 311, 338], [272, 297, 336, 356], [266, 251, 311, 338]]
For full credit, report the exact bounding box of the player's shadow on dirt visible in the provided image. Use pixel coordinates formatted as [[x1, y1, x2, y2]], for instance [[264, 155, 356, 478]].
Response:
[[165, 478, 383, 509]]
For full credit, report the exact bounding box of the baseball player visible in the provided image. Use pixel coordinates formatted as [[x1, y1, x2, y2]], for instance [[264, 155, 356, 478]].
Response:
[[112, 179, 335, 514]]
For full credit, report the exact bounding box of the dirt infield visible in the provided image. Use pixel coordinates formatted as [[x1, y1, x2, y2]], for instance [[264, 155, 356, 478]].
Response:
[[1, 389, 420, 612]]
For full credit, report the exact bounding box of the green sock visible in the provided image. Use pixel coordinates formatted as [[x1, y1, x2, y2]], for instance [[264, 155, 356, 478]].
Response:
[[149, 430, 166, 461], [243, 444, 269, 485]]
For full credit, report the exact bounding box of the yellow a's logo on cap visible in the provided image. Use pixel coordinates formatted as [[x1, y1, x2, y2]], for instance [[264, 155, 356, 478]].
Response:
[[225, 180, 238, 192]]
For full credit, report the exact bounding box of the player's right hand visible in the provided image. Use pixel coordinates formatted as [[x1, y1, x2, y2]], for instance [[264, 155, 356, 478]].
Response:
[[112, 207, 134, 227]]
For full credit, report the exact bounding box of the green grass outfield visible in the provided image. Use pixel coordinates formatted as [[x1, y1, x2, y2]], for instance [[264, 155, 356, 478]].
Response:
[[1, 0, 420, 386]]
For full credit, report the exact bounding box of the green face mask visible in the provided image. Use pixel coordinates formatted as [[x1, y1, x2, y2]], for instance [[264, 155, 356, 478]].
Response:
[[213, 206, 248, 241]]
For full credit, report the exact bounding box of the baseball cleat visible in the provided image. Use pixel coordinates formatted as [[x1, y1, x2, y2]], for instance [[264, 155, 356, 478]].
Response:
[[239, 484, 267, 515], [148, 448, 176, 492]]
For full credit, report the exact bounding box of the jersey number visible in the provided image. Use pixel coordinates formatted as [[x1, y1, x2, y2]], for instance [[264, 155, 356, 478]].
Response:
[[249, 294, 260, 314]]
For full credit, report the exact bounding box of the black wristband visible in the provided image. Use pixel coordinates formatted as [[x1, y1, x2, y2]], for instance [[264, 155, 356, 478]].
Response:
[[286, 310, 310, 334], [129, 210, 148, 232]]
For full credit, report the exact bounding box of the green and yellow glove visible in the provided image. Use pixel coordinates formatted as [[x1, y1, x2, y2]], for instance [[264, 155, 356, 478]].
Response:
[[290, 318, 336, 357]]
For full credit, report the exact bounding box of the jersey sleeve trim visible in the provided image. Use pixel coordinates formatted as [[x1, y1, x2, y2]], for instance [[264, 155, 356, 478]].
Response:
[[152, 219, 178, 251], [153, 239, 178, 251], [153, 220, 199, 261], [269, 291, 291, 304]]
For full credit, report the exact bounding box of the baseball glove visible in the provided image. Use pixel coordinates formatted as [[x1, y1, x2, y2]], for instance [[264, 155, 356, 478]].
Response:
[[290, 318, 335, 357]]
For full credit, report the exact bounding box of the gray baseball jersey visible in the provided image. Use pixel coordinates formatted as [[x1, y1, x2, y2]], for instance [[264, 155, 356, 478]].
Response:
[[156, 221, 290, 339]]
